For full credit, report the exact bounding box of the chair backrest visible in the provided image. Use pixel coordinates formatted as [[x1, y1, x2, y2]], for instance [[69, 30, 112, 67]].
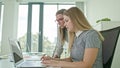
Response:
[[100, 26, 120, 68]]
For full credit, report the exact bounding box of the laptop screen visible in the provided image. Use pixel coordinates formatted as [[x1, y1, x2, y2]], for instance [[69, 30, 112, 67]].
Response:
[[9, 39, 23, 63]]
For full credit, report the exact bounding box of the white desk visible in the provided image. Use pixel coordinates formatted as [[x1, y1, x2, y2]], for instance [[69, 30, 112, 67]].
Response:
[[0, 53, 61, 68], [0, 59, 15, 68], [0, 58, 61, 68]]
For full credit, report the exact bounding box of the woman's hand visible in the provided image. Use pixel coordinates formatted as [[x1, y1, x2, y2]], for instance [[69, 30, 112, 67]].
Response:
[[42, 60, 60, 67], [41, 54, 52, 61]]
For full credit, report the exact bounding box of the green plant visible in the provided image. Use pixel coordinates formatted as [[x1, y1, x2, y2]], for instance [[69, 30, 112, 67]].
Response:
[[96, 18, 111, 23]]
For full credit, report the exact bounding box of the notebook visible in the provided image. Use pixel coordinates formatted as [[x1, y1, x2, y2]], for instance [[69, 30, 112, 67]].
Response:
[[9, 39, 46, 68]]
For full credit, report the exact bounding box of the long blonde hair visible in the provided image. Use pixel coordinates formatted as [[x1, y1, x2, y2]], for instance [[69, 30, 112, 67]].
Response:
[[63, 7, 104, 50], [56, 9, 67, 45]]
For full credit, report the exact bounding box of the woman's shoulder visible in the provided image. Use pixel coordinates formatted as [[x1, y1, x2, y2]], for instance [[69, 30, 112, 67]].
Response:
[[83, 29, 98, 35]]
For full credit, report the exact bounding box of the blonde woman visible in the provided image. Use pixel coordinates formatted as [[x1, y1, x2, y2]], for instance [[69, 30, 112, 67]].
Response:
[[42, 7, 104, 68], [41, 9, 68, 61], [52, 9, 68, 58]]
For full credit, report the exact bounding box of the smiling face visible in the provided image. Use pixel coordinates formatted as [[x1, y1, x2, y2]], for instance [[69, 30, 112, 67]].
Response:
[[56, 14, 65, 28], [64, 15, 75, 32]]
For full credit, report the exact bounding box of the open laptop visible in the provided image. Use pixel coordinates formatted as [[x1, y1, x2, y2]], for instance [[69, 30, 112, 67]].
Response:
[[9, 39, 46, 68]]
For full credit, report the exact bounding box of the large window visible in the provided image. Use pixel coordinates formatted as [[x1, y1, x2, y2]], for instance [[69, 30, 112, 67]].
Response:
[[43, 4, 75, 56], [31, 5, 40, 52], [43, 5, 57, 56], [17, 3, 75, 56], [17, 5, 28, 52]]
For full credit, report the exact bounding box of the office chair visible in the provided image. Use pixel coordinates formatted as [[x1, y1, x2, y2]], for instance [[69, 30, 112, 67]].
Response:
[[100, 26, 120, 68]]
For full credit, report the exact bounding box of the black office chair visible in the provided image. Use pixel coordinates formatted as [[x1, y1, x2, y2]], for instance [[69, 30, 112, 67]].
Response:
[[100, 26, 120, 68]]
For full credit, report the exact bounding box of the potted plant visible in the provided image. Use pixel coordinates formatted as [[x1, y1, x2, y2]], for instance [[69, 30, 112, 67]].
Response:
[[96, 18, 111, 23]]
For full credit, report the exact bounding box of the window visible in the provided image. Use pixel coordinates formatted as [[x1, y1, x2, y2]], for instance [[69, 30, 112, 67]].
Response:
[[43, 4, 75, 56], [43, 5, 57, 56], [17, 5, 28, 52], [31, 4, 40, 52], [17, 3, 75, 56]]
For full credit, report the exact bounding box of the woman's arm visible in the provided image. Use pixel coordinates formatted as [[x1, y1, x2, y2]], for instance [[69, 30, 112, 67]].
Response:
[[52, 57, 72, 62], [53, 30, 64, 58], [53, 44, 63, 58], [41, 55, 72, 62], [42, 48, 98, 68]]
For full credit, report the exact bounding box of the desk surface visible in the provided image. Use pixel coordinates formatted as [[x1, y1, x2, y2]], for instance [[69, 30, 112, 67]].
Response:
[[0, 59, 61, 68], [0, 59, 15, 68], [0, 53, 61, 68]]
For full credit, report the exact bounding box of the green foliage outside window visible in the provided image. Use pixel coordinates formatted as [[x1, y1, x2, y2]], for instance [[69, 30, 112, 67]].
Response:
[[18, 34, 55, 56]]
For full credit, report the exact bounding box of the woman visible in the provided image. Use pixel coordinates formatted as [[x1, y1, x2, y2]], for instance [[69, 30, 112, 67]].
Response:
[[53, 9, 68, 58], [41, 9, 68, 60], [42, 7, 104, 68]]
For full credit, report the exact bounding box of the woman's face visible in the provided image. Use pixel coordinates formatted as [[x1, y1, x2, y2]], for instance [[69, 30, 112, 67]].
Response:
[[56, 14, 65, 28], [64, 15, 74, 32]]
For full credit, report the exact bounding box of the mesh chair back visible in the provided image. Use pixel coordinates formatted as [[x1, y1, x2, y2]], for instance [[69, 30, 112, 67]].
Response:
[[100, 26, 120, 68]]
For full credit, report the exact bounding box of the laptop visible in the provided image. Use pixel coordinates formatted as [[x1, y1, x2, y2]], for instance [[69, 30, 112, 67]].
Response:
[[9, 39, 46, 68]]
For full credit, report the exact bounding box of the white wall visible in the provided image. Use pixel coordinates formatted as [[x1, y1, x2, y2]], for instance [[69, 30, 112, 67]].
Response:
[[86, 0, 120, 26], [86, 0, 120, 67], [1, 0, 19, 55]]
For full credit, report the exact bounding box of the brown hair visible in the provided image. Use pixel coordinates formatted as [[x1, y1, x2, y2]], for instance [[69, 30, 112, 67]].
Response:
[[63, 7, 104, 50], [56, 9, 66, 15], [56, 9, 67, 45]]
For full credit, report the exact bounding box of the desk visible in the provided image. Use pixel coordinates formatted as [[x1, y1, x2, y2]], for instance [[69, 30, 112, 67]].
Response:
[[0, 53, 61, 68], [0, 59, 15, 68], [0, 58, 61, 68]]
